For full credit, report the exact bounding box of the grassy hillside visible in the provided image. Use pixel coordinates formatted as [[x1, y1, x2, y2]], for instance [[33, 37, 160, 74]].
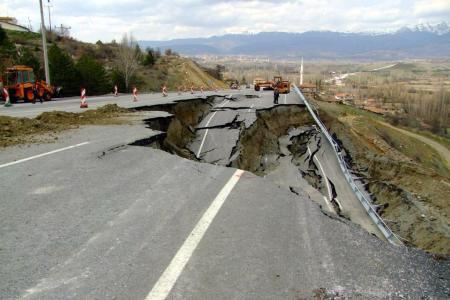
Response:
[[139, 56, 227, 91], [1, 29, 226, 94]]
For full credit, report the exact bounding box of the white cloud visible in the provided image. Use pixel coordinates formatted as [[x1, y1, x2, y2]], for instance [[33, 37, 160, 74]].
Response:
[[414, 0, 450, 17], [2, 0, 449, 42]]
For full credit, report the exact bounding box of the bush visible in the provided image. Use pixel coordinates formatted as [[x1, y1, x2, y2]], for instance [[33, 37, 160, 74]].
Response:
[[76, 54, 110, 95], [0, 27, 17, 73]]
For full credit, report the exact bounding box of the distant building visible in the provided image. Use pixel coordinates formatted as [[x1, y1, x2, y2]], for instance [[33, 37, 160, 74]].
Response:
[[0, 17, 30, 32], [334, 93, 354, 101], [364, 98, 378, 107], [363, 106, 386, 115], [300, 83, 317, 94]]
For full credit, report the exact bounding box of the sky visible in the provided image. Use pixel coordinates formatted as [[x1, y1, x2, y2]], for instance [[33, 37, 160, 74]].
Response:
[[1, 0, 449, 43]]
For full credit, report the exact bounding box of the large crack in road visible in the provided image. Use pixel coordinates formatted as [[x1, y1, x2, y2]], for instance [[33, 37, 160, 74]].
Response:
[[2, 93, 449, 299], [125, 93, 384, 237]]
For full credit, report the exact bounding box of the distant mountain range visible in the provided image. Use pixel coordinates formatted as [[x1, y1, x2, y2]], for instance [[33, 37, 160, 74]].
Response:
[[139, 22, 450, 60]]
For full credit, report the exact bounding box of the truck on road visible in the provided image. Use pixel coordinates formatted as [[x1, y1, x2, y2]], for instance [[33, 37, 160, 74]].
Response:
[[254, 76, 290, 93], [273, 76, 291, 94], [1, 65, 57, 103]]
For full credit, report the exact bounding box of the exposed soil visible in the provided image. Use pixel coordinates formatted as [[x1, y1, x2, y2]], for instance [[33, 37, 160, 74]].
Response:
[[0, 104, 131, 147], [135, 97, 216, 159], [318, 102, 450, 255], [6, 96, 446, 255], [230, 106, 314, 174]]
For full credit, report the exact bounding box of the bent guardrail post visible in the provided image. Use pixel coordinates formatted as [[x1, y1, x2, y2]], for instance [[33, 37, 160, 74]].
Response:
[[293, 84, 402, 246]]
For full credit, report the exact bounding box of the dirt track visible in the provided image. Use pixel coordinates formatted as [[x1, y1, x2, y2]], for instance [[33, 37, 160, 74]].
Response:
[[376, 120, 450, 169]]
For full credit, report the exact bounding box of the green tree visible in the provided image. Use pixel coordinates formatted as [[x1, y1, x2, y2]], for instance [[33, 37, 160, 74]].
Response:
[[215, 64, 225, 80], [0, 27, 17, 73], [76, 54, 110, 95], [48, 43, 80, 95], [17, 48, 41, 77], [143, 47, 156, 66]]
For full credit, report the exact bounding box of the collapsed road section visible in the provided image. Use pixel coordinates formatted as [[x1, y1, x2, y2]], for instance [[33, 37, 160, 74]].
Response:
[[2, 93, 449, 299], [130, 93, 385, 239]]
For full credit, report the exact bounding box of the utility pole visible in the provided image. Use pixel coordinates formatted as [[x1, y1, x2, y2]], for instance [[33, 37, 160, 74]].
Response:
[[39, 0, 51, 84], [299, 57, 304, 85], [46, 3, 53, 31], [27, 17, 33, 31]]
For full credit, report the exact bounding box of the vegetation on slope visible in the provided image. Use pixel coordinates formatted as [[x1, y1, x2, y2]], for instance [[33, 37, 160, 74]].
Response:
[[0, 28, 226, 97]]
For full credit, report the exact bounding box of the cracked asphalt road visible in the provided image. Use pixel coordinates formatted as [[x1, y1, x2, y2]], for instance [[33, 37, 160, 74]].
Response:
[[189, 92, 300, 164], [1, 91, 449, 299], [0, 90, 248, 118]]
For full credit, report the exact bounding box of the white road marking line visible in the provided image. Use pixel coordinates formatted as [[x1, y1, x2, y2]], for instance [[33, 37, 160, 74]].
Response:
[[0, 142, 90, 169], [307, 146, 335, 213], [323, 196, 334, 213], [334, 197, 343, 211], [145, 169, 245, 300], [196, 100, 229, 158]]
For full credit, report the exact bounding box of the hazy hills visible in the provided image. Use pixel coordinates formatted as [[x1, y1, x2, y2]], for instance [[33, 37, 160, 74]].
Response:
[[139, 23, 450, 60]]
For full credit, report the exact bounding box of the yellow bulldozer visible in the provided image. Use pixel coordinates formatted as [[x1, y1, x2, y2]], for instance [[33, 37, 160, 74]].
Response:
[[273, 76, 291, 94], [254, 76, 290, 93], [1, 65, 57, 103]]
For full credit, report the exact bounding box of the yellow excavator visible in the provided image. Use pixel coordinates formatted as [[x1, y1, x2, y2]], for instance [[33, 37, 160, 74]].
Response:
[[273, 76, 291, 94], [2, 65, 57, 103]]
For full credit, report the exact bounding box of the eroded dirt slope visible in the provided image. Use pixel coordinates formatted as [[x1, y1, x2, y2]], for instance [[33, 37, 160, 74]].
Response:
[[318, 101, 450, 255]]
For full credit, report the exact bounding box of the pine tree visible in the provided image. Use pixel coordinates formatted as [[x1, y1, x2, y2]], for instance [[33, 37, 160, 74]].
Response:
[[76, 54, 110, 95], [0, 27, 17, 73], [143, 48, 156, 66], [48, 43, 80, 95]]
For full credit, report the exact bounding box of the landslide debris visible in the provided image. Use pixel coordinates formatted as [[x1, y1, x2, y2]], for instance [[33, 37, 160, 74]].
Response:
[[135, 97, 216, 159], [230, 105, 314, 174], [318, 101, 450, 255], [0, 104, 131, 147]]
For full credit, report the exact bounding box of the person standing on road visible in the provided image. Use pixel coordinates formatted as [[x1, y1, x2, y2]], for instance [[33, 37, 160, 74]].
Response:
[[33, 81, 43, 104], [114, 84, 118, 96], [162, 84, 168, 97], [273, 87, 280, 104]]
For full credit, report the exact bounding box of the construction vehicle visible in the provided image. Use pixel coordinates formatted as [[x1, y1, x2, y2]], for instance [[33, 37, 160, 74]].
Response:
[[2, 65, 57, 103], [253, 77, 273, 91], [254, 76, 291, 93], [273, 76, 291, 94], [225, 79, 240, 89]]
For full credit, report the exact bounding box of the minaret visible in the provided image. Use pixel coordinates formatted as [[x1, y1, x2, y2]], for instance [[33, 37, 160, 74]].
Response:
[[300, 57, 304, 86]]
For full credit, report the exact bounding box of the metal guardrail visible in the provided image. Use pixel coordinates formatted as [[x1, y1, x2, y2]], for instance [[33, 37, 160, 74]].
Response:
[[293, 85, 402, 246]]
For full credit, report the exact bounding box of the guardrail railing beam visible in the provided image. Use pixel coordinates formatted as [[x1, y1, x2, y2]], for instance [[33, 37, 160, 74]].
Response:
[[293, 85, 402, 246]]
